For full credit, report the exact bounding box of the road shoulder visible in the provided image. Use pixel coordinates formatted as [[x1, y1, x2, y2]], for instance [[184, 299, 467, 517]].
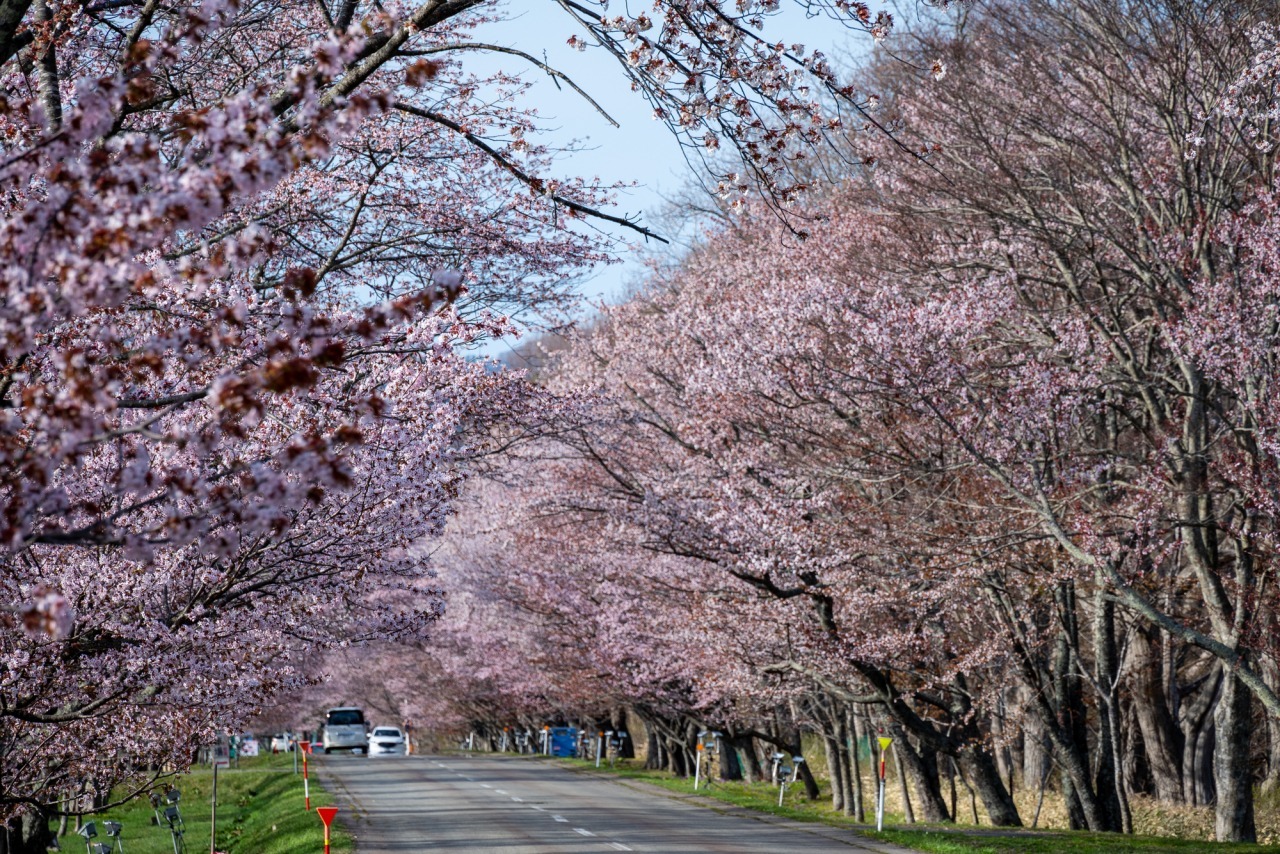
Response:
[[558, 761, 918, 853]]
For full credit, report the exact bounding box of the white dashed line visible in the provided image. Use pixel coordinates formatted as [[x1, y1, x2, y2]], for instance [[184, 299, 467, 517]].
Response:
[[530, 806, 546, 811], [495, 789, 508, 794], [552, 815, 568, 823], [573, 828, 595, 837], [609, 845, 633, 852], [511, 797, 523, 802], [481, 784, 492, 789]]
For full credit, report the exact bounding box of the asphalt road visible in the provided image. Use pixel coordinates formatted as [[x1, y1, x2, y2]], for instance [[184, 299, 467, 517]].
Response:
[[316, 753, 916, 853]]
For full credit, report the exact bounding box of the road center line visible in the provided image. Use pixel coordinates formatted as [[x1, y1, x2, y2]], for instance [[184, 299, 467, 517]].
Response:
[[552, 815, 568, 822], [609, 845, 633, 852], [573, 828, 595, 837], [530, 805, 546, 811], [511, 796, 523, 802], [495, 789, 508, 794]]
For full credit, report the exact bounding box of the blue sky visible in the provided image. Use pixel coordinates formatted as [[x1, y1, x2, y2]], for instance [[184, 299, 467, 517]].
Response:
[[464, 0, 878, 354]]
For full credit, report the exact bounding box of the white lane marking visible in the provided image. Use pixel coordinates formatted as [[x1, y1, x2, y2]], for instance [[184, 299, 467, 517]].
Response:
[[511, 797, 523, 802], [609, 845, 632, 852], [573, 828, 595, 837], [495, 789, 508, 794], [481, 784, 492, 789], [530, 806, 546, 811], [552, 815, 568, 823]]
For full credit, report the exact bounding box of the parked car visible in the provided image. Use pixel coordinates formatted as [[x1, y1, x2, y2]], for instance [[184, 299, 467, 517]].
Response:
[[368, 726, 407, 757], [270, 733, 294, 753]]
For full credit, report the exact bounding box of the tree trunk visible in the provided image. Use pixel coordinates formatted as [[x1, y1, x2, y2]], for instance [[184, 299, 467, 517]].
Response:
[[1, 811, 52, 854], [893, 741, 915, 823], [1051, 580, 1111, 832], [645, 726, 663, 771], [1021, 696, 1051, 792], [727, 733, 761, 782], [825, 730, 845, 812], [1121, 701, 1150, 799], [1092, 584, 1127, 833], [611, 708, 636, 759], [843, 709, 863, 820], [718, 735, 742, 781], [889, 725, 950, 822], [958, 746, 1022, 827], [1131, 627, 1184, 802], [1213, 668, 1257, 842], [664, 735, 686, 776], [1263, 659, 1280, 797], [1181, 666, 1221, 806], [795, 752, 821, 800]]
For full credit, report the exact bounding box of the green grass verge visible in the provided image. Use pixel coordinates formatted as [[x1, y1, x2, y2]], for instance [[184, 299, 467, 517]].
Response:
[[66, 752, 352, 854], [551, 757, 1273, 853], [880, 828, 1276, 854]]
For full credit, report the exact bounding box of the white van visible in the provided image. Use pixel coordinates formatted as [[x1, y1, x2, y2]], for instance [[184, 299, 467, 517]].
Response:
[[322, 707, 368, 754]]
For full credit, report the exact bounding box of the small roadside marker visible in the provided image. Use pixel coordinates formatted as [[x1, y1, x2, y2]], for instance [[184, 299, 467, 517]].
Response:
[[316, 807, 338, 854]]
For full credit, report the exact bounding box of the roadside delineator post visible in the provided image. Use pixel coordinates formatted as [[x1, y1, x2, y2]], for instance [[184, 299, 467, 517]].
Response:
[[693, 740, 704, 790], [876, 737, 893, 832], [595, 731, 604, 767], [300, 741, 312, 811], [316, 806, 338, 854]]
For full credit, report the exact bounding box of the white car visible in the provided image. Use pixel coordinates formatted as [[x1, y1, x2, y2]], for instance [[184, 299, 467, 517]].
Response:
[[368, 726, 408, 756], [270, 733, 294, 753]]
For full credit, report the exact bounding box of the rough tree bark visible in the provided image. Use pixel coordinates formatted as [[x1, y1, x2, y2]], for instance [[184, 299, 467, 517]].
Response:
[[1131, 626, 1184, 802], [1214, 669, 1257, 842]]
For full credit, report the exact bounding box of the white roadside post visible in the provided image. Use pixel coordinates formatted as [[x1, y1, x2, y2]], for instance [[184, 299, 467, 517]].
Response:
[[595, 731, 605, 767], [876, 737, 893, 832], [693, 731, 708, 790]]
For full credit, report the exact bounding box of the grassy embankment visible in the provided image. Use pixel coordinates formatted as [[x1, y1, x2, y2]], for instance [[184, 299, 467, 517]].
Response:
[[551, 755, 1278, 854], [64, 752, 352, 854]]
